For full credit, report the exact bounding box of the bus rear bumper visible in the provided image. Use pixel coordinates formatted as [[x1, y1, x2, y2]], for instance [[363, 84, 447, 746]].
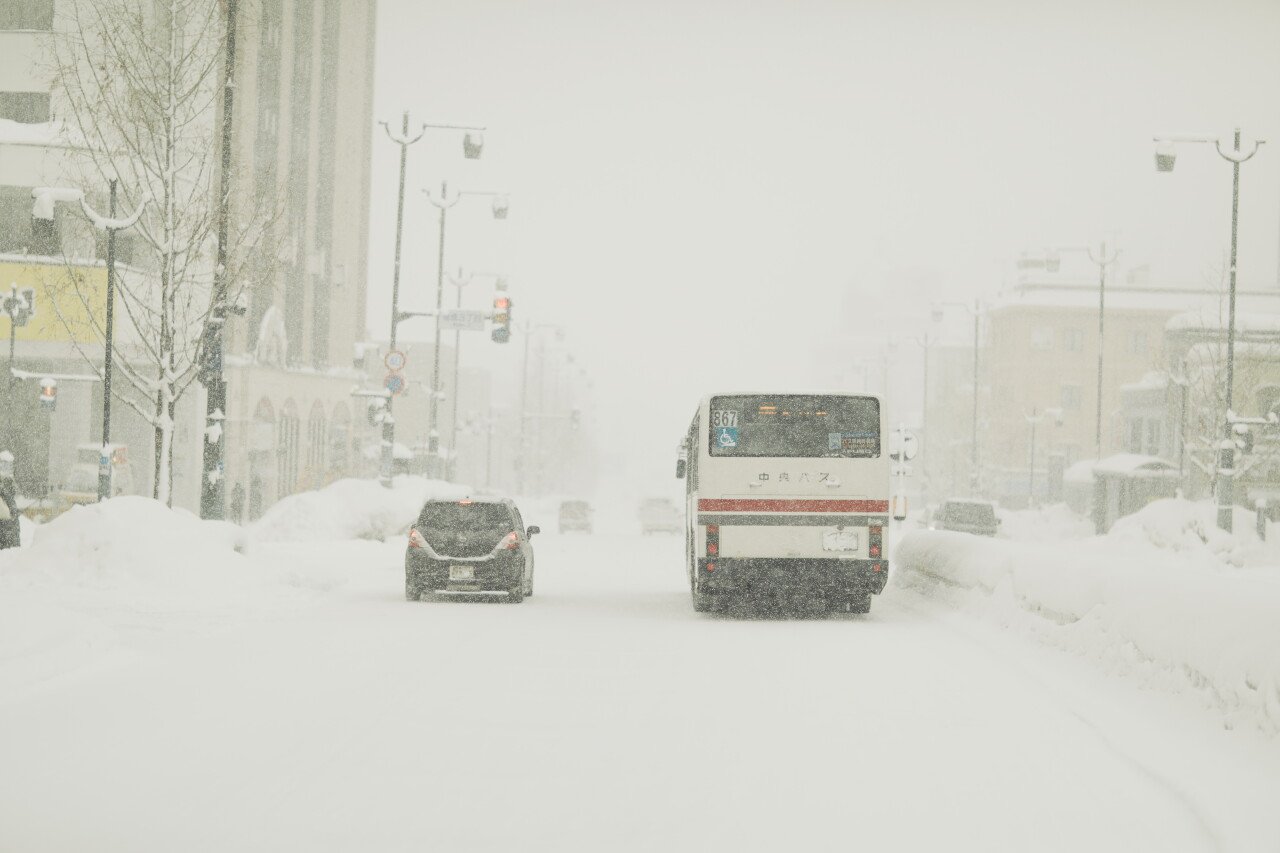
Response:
[[698, 558, 888, 598]]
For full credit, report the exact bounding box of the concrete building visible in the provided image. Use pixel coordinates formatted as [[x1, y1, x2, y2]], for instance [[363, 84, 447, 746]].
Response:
[[932, 258, 1280, 509], [1, 0, 380, 518], [220, 0, 379, 518]]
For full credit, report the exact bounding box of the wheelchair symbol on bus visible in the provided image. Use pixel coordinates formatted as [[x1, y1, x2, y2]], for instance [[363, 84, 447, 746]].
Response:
[[715, 427, 739, 448]]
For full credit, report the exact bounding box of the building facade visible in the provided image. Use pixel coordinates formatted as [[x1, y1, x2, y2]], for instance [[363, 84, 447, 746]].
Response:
[[1, 0, 380, 517]]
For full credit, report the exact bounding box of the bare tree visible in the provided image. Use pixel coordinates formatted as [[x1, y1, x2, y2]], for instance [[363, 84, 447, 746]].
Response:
[[48, 0, 270, 504]]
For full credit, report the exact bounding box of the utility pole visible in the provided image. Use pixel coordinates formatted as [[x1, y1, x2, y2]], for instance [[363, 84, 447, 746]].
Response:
[[200, 0, 238, 519], [1154, 127, 1265, 531], [378, 112, 426, 486], [98, 181, 118, 502], [970, 301, 980, 496]]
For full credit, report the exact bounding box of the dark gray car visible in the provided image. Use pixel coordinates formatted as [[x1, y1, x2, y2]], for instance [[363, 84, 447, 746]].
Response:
[[405, 497, 539, 602], [933, 499, 1000, 537]]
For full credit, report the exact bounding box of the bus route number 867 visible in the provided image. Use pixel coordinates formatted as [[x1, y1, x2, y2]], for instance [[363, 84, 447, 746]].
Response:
[[710, 410, 739, 429]]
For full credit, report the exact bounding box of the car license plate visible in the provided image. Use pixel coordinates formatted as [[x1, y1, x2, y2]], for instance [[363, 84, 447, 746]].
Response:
[[449, 565, 475, 581], [822, 530, 859, 552]]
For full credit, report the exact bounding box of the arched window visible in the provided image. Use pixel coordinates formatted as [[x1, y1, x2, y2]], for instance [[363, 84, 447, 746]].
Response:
[[249, 398, 276, 519], [278, 399, 300, 496], [330, 402, 351, 477], [306, 401, 326, 487]]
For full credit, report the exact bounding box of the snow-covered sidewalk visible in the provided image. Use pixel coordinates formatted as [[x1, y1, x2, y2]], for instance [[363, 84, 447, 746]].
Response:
[[894, 498, 1280, 733]]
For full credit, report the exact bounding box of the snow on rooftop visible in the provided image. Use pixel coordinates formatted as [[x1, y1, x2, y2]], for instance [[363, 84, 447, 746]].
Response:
[[1092, 453, 1178, 476], [1167, 311, 1280, 334], [992, 280, 1280, 316], [1120, 371, 1169, 393]]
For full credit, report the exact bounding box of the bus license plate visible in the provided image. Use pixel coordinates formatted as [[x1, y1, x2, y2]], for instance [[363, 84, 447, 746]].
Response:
[[822, 531, 859, 552], [449, 565, 475, 581]]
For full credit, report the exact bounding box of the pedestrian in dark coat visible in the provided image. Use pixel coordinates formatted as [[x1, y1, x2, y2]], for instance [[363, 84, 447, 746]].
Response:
[[0, 475, 20, 550]]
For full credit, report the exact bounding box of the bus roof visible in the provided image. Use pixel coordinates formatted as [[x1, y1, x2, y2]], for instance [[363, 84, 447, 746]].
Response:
[[696, 392, 882, 406]]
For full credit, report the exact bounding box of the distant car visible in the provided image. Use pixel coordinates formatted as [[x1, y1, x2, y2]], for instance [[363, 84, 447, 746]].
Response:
[[405, 497, 539, 602], [558, 500, 593, 534], [932, 499, 1000, 537], [639, 497, 681, 535]]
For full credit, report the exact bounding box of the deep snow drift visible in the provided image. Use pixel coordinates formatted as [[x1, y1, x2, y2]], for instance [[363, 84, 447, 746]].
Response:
[[895, 498, 1280, 733]]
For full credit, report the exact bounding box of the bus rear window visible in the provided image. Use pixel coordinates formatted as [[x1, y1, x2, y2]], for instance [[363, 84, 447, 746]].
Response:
[[708, 395, 880, 458]]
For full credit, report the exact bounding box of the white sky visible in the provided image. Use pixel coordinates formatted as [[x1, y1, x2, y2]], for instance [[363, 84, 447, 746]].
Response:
[[366, 0, 1280, 491]]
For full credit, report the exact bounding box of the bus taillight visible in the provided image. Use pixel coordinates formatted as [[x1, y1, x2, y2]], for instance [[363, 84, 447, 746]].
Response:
[[706, 524, 719, 557]]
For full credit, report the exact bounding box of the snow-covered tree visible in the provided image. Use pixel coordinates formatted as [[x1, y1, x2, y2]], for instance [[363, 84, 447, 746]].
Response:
[[49, 0, 270, 504]]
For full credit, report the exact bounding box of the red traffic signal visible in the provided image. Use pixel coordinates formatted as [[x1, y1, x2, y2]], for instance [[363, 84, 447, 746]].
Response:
[[492, 295, 512, 343]]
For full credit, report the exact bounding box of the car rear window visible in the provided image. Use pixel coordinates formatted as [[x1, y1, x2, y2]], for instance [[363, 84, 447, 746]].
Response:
[[418, 501, 512, 533], [943, 502, 995, 524]]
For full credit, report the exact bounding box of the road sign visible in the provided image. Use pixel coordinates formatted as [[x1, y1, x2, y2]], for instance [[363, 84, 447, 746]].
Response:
[[384, 350, 407, 371], [384, 372, 405, 396], [440, 308, 486, 332]]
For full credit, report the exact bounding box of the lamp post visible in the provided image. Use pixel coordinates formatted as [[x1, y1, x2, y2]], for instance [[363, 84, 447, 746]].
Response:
[[932, 300, 983, 496], [1044, 242, 1121, 458], [422, 183, 509, 479], [910, 333, 935, 507], [516, 322, 564, 496], [199, 0, 238, 520], [1154, 127, 1266, 531], [376, 114, 486, 487], [445, 269, 506, 481], [32, 183, 146, 503]]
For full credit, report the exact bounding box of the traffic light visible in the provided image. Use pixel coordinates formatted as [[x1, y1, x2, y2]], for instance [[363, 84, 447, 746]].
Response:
[[39, 378, 57, 411], [491, 295, 512, 343]]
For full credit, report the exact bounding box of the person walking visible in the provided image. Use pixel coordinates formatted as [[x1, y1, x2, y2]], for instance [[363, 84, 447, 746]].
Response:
[[0, 460, 20, 550]]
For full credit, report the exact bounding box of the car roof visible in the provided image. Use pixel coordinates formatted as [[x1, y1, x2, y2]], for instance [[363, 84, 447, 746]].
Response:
[[422, 496, 512, 508], [941, 499, 995, 507]]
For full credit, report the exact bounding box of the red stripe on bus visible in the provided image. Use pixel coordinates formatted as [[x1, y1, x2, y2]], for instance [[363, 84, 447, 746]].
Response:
[[697, 499, 889, 513]]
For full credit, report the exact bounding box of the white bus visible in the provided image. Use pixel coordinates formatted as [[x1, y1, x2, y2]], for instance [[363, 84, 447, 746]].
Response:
[[676, 393, 890, 613]]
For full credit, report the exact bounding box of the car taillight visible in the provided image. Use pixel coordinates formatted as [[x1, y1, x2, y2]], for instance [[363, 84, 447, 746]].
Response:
[[501, 532, 520, 550], [408, 528, 427, 549]]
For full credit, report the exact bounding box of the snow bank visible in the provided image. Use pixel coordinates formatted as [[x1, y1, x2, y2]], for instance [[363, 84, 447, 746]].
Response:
[[893, 503, 1280, 732], [248, 475, 471, 543], [0, 496, 248, 595], [997, 502, 1094, 541]]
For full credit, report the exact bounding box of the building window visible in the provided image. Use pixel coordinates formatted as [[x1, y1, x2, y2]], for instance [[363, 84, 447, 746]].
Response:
[[1031, 326, 1054, 350], [1127, 419, 1143, 453], [1062, 327, 1084, 352], [0, 92, 50, 123], [1257, 386, 1280, 415], [1145, 419, 1162, 455], [0, 186, 35, 252], [0, 0, 54, 30], [1061, 385, 1082, 411]]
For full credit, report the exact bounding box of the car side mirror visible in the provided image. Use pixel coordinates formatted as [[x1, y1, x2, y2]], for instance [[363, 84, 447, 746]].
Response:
[[526, 525, 540, 537], [675, 458, 687, 479]]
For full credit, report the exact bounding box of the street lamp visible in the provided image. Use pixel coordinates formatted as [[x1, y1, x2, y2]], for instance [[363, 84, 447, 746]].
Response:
[[421, 182, 509, 480], [376, 113, 486, 487], [910, 332, 934, 506], [445, 268, 506, 480], [1043, 241, 1121, 459], [932, 299, 983, 496], [517, 321, 565, 496], [1154, 127, 1266, 532], [32, 183, 146, 503]]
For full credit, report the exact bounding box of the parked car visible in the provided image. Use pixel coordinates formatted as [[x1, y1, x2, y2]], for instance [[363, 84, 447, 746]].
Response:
[[638, 497, 681, 535], [932, 499, 1000, 537], [405, 497, 539, 602], [558, 500, 593, 534]]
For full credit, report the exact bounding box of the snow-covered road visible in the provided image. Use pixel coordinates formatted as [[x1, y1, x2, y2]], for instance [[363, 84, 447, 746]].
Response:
[[2, 527, 1277, 852]]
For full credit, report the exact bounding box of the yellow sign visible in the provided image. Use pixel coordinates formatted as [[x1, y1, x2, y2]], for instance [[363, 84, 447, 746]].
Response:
[[1, 257, 107, 345]]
